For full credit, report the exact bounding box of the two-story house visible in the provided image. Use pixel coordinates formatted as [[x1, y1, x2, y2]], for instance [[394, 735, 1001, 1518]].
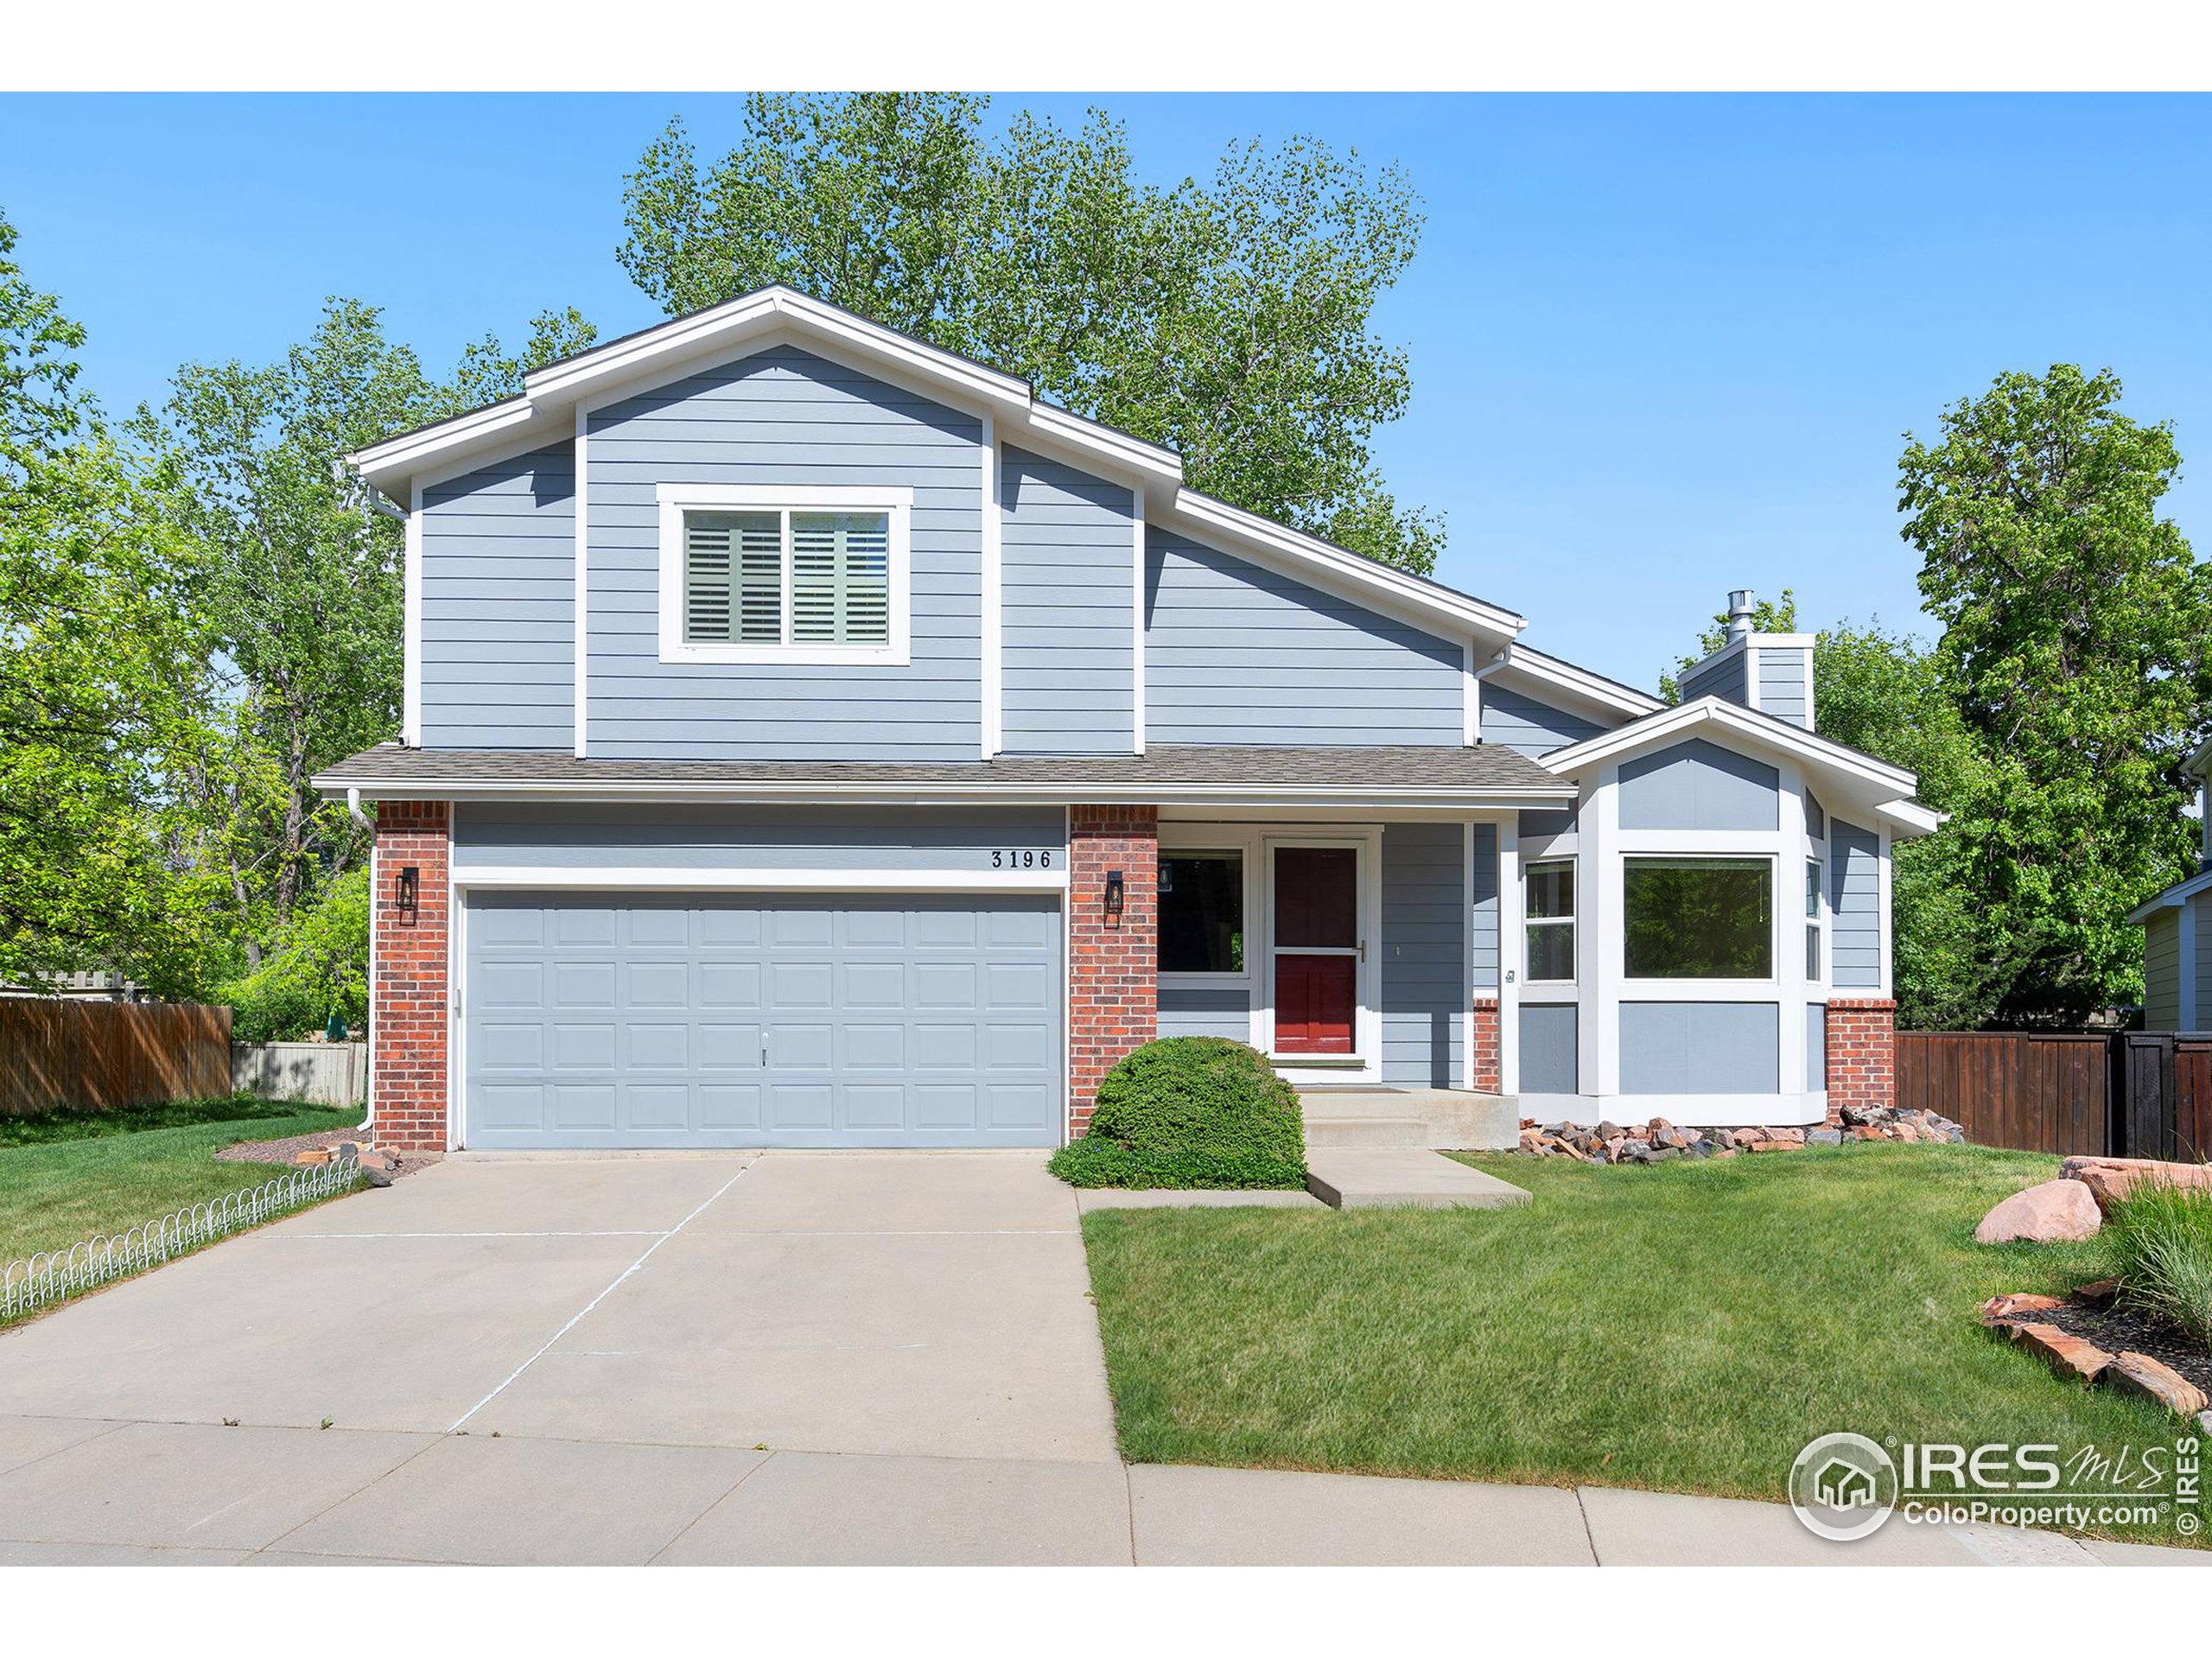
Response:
[[316, 288, 1939, 1154]]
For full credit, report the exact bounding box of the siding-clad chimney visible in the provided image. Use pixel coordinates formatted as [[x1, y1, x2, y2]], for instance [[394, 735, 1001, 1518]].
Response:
[[1678, 588, 1815, 729]]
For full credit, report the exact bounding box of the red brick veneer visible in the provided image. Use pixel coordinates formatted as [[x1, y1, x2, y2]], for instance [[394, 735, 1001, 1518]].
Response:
[[1825, 998, 1897, 1127], [1471, 995, 1502, 1093], [1066, 805, 1159, 1139], [372, 800, 452, 1154]]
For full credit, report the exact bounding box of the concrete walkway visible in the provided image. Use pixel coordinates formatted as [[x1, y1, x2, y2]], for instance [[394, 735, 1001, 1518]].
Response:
[[0, 1151, 2198, 1567]]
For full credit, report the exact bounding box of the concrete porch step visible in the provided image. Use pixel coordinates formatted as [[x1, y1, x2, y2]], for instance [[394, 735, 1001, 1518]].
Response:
[[1304, 1148, 1533, 1211], [1303, 1116, 1435, 1148]]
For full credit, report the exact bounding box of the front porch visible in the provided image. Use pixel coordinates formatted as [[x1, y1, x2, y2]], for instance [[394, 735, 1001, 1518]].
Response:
[[1294, 1086, 1521, 1150]]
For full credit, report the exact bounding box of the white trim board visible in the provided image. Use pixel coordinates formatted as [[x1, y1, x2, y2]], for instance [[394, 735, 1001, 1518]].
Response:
[[450, 866, 1070, 893], [980, 416, 1002, 759], [652, 484, 914, 668]]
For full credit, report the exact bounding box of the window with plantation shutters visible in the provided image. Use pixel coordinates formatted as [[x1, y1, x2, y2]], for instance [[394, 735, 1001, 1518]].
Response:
[[660, 489, 909, 664]]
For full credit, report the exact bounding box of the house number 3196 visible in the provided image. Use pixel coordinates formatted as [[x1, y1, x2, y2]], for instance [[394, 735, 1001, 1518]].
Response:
[[990, 850, 1052, 869]]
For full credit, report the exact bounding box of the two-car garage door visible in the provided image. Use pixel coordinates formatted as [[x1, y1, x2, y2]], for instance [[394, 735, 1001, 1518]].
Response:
[[462, 892, 1061, 1148]]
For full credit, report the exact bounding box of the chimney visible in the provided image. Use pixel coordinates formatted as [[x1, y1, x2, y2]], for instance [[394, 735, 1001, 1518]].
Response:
[[1679, 588, 1815, 729]]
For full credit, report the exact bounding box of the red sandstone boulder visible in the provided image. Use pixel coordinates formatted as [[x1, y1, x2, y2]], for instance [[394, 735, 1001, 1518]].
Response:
[[2057, 1156, 2212, 1214], [2101, 1351, 2211, 1417], [1974, 1179, 2102, 1244], [2009, 1321, 2113, 1385], [1979, 1293, 2066, 1324]]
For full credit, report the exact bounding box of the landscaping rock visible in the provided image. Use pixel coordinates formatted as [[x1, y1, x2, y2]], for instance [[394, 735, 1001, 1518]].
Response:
[[2058, 1156, 2212, 1213], [1596, 1120, 1624, 1141], [1980, 1293, 2067, 1324], [2101, 1351, 2211, 1418], [2008, 1321, 2113, 1386], [1974, 1178, 2102, 1244], [1808, 1128, 1843, 1147], [292, 1147, 333, 1167], [2071, 1276, 2123, 1306]]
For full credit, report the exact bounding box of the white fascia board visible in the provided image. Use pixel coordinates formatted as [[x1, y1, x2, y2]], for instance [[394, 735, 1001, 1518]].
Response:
[[1542, 697, 1917, 797], [315, 776, 1577, 810], [1497, 646, 1663, 722], [2127, 869, 2212, 925], [349, 397, 547, 500], [1019, 402, 1182, 489], [1877, 799, 1948, 839], [2185, 734, 2212, 777], [1160, 492, 1525, 646]]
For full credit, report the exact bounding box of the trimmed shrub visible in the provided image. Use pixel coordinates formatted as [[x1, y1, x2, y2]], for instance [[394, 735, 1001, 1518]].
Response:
[[1049, 1037, 1306, 1189], [2106, 1178, 2212, 1352]]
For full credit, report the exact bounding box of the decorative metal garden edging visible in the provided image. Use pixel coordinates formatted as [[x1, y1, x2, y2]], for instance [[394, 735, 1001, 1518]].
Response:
[[2, 1150, 363, 1325]]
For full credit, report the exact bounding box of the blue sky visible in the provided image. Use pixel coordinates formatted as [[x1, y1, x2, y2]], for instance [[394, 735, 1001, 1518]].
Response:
[[2, 92, 2205, 691]]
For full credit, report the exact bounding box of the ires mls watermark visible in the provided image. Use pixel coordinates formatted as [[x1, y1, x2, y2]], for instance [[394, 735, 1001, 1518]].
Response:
[[1789, 1430, 2202, 1541]]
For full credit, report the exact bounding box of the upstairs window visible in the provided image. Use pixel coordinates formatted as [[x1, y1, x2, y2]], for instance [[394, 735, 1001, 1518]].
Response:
[[658, 487, 910, 664]]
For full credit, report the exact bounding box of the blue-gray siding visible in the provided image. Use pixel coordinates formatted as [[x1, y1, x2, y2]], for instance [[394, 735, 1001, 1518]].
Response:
[[1471, 823, 1499, 993], [1830, 819, 1882, 988], [1805, 791, 1826, 840], [1618, 1001, 1779, 1094], [420, 443, 575, 751], [454, 803, 1065, 875], [585, 345, 982, 761], [1757, 645, 1811, 727], [1158, 982, 1252, 1043], [1000, 447, 1135, 753], [464, 892, 1059, 1147], [1521, 1003, 1579, 1094], [1807, 1002, 1827, 1092], [1679, 648, 1747, 707], [1480, 685, 1604, 757], [1381, 823, 1466, 1085], [1617, 738, 1781, 831], [1143, 529, 1462, 745], [1520, 804, 1579, 841]]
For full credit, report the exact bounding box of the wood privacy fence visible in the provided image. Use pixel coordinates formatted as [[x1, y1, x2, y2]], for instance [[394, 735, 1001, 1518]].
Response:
[[0, 1000, 232, 1116], [1894, 1029, 2212, 1160]]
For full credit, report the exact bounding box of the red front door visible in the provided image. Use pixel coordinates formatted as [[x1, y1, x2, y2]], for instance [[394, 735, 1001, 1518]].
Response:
[[1272, 846, 1359, 1056]]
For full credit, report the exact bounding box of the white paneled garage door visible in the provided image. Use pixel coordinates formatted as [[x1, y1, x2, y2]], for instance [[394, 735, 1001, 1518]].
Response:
[[462, 892, 1062, 1148]]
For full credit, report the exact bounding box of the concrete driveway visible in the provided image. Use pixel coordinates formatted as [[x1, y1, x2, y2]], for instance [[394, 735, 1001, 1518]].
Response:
[[0, 1152, 2201, 1567]]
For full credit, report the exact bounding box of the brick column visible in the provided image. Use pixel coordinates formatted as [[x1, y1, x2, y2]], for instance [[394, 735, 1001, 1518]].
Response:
[[372, 800, 452, 1154], [1470, 996, 1502, 1093], [1825, 998, 1897, 1126], [1066, 805, 1158, 1139]]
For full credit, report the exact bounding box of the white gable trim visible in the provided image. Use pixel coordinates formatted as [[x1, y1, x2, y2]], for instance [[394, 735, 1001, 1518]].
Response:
[[1497, 645, 1662, 723], [352, 285, 1525, 658], [2129, 869, 2212, 925]]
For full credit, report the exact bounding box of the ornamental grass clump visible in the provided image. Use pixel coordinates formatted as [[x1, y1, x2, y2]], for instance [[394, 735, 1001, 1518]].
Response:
[[1049, 1037, 1306, 1189], [2105, 1178, 2212, 1353]]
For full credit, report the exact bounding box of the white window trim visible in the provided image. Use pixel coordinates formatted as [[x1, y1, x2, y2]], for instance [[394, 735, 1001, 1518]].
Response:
[[1523, 855, 1577, 987], [1155, 837, 1257, 988], [655, 483, 913, 666]]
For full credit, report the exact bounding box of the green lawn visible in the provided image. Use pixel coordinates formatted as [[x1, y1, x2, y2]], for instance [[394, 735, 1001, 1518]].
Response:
[[1079, 1142, 2206, 1548], [0, 1097, 360, 1267]]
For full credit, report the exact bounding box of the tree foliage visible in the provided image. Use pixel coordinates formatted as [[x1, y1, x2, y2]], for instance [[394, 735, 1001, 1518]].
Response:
[[619, 94, 1440, 571], [1899, 365, 2211, 1023]]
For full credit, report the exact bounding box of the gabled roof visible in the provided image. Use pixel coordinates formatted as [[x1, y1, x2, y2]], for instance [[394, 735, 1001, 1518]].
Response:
[[346, 285, 1525, 647], [1540, 696, 1943, 839], [1497, 644, 1665, 723], [2127, 868, 2212, 925]]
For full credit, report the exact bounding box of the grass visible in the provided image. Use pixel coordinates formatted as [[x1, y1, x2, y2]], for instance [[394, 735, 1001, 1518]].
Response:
[[0, 1096, 360, 1266], [2104, 1179, 2212, 1351], [1078, 1141, 2205, 1548]]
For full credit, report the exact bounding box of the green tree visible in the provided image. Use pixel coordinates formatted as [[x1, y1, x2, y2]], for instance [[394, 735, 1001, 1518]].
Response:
[[618, 94, 1440, 571], [1899, 365, 2212, 1023], [137, 300, 595, 969], [0, 212, 220, 993]]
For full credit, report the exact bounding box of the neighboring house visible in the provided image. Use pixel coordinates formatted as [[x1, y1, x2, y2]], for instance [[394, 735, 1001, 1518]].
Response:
[[2128, 737, 2212, 1028], [0, 970, 141, 1001], [316, 288, 1940, 1154]]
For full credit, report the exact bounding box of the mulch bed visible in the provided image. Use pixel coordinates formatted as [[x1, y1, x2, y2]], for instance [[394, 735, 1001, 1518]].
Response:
[[214, 1126, 438, 1179], [1999, 1295, 2212, 1400]]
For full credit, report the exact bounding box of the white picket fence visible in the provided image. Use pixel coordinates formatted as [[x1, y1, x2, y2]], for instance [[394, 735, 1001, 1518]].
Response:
[[232, 1040, 367, 1106], [2, 1150, 363, 1325]]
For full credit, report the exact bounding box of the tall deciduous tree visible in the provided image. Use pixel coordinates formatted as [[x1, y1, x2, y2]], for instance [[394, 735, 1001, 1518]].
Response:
[[0, 211, 219, 993], [137, 299, 595, 972], [1899, 365, 2212, 1023], [618, 95, 1440, 571]]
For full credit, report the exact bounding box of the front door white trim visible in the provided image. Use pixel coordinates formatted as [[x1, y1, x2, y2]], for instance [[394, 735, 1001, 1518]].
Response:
[[1255, 827, 1384, 1084]]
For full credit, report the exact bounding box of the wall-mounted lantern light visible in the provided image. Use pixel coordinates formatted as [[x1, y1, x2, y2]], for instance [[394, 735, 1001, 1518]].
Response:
[[396, 864, 421, 922], [1104, 868, 1126, 921]]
